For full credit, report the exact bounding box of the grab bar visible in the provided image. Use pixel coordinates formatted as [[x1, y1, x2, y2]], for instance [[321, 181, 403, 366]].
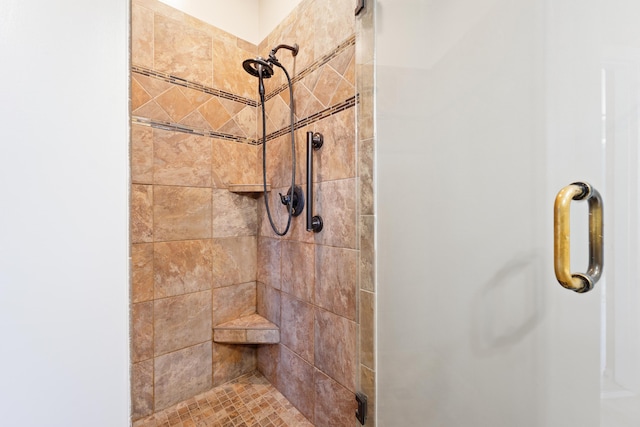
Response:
[[306, 131, 323, 232], [553, 182, 603, 293]]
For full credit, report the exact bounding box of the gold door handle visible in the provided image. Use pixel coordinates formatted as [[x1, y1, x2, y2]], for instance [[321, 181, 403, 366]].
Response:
[[554, 182, 603, 293]]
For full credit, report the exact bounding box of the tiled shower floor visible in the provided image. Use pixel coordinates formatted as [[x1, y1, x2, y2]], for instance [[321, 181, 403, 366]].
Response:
[[133, 371, 313, 427]]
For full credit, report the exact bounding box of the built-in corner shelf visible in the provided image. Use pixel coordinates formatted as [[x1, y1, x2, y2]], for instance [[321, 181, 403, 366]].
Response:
[[228, 184, 270, 195], [213, 313, 280, 344]]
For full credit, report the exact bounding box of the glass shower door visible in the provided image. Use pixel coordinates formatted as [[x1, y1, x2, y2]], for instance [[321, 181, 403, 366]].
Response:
[[375, 0, 640, 425]]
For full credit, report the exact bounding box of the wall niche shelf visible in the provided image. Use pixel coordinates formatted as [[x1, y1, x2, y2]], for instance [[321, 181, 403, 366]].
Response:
[[228, 184, 270, 195]]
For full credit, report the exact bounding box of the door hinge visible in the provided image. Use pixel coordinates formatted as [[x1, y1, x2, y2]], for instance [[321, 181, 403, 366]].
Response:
[[355, 0, 365, 16], [355, 392, 368, 425]]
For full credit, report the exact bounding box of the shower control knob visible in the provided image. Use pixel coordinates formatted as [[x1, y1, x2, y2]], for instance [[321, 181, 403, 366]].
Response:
[[309, 215, 323, 233], [311, 132, 323, 150], [280, 186, 304, 217]]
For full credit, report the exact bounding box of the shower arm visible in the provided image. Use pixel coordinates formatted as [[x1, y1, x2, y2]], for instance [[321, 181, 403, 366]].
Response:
[[269, 43, 299, 64], [306, 131, 323, 233]]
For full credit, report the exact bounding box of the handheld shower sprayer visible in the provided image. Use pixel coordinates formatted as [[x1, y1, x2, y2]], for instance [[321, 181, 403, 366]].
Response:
[[241, 43, 300, 236]]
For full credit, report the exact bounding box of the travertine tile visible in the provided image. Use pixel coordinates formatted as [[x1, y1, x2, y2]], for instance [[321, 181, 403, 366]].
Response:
[[314, 308, 357, 392], [213, 329, 246, 343], [154, 239, 213, 298], [278, 346, 315, 421], [132, 301, 154, 362], [315, 245, 357, 321], [312, 0, 355, 60], [132, 3, 154, 68], [132, 99, 172, 122], [211, 236, 257, 288], [360, 215, 375, 291], [135, 371, 312, 427], [212, 39, 255, 99], [234, 106, 258, 140], [131, 124, 153, 184], [211, 189, 258, 237], [257, 237, 281, 289], [293, 82, 324, 122], [212, 281, 256, 326], [258, 344, 280, 387], [154, 86, 198, 123], [300, 67, 323, 99], [315, 108, 356, 182], [154, 290, 212, 355], [312, 64, 342, 108], [154, 14, 213, 86], [132, 243, 154, 303], [360, 290, 375, 369], [211, 138, 258, 188], [281, 293, 314, 364], [331, 76, 355, 106], [131, 77, 152, 112], [179, 110, 213, 131], [221, 96, 248, 115], [133, 73, 173, 98], [314, 369, 357, 427], [153, 129, 212, 187], [154, 342, 212, 411], [197, 97, 232, 130], [178, 85, 211, 110], [281, 240, 314, 303], [314, 178, 357, 249], [360, 365, 376, 427], [344, 53, 356, 86], [291, 0, 316, 71], [329, 44, 355, 76], [131, 184, 153, 243], [153, 185, 212, 241], [131, 359, 154, 420], [267, 94, 292, 133], [218, 117, 245, 138], [212, 343, 256, 386], [257, 282, 281, 326], [262, 134, 288, 189], [359, 138, 375, 215], [213, 313, 280, 344], [246, 328, 279, 343]]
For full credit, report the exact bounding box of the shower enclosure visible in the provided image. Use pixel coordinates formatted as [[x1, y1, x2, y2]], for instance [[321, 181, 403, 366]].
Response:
[[376, 0, 640, 425]]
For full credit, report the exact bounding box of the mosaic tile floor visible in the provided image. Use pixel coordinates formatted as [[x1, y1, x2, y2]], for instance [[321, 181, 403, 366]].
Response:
[[133, 371, 314, 427]]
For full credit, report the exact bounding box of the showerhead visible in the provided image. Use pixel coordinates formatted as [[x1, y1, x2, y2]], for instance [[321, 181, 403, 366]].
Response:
[[242, 57, 274, 79]]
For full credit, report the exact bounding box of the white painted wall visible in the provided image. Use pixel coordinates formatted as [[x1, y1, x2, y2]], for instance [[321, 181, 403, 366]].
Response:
[[158, 0, 303, 44], [0, 0, 130, 425]]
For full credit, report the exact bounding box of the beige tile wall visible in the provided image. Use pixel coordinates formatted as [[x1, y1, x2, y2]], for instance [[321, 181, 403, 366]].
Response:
[[130, 0, 375, 425], [255, 1, 374, 427], [130, 0, 262, 420], [356, 2, 376, 426]]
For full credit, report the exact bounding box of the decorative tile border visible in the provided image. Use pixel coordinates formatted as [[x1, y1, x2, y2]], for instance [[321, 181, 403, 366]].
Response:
[[133, 94, 356, 145], [264, 35, 356, 102], [131, 116, 257, 144], [264, 95, 357, 141], [131, 34, 357, 145], [132, 65, 258, 107]]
